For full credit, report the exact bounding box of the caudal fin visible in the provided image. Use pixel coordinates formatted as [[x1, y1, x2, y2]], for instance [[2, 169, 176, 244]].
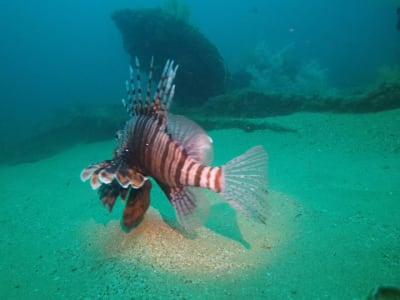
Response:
[[221, 146, 268, 223]]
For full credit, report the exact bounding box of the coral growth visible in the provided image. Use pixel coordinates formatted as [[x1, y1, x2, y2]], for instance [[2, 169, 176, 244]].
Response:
[[246, 42, 336, 97], [201, 81, 400, 117], [345, 81, 400, 113], [376, 65, 400, 85]]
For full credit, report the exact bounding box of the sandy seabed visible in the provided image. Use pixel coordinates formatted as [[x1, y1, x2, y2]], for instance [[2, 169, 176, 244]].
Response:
[[0, 110, 399, 299]]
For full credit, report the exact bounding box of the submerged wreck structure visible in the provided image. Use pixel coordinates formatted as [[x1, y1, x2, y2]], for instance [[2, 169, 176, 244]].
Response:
[[112, 8, 226, 106]]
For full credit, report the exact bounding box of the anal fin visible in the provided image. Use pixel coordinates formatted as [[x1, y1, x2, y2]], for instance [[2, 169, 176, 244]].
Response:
[[158, 183, 209, 231]]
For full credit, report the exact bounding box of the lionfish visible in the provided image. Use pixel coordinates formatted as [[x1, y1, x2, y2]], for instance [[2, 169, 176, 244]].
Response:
[[80, 58, 268, 230]]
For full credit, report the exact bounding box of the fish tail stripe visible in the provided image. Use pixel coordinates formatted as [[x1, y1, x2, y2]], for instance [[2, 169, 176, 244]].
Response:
[[186, 162, 199, 186], [203, 166, 222, 192], [180, 160, 195, 185], [213, 167, 223, 193], [194, 165, 203, 187], [199, 167, 210, 189], [187, 164, 200, 186]]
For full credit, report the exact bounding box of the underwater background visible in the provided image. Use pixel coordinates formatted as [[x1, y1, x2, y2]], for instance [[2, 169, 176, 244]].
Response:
[[0, 0, 399, 299]]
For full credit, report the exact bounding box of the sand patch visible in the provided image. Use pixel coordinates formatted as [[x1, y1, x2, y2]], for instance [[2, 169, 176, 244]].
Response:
[[79, 190, 302, 277]]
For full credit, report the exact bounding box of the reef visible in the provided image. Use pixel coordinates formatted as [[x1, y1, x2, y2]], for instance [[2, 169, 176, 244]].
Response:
[[221, 42, 400, 117], [200, 81, 400, 118], [2, 79, 399, 166], [3, 36, 399, 166], [111, 8, 226, 106], [244, 42, 335, 98]]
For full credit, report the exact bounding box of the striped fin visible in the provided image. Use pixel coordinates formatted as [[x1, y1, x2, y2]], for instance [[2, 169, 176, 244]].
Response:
[[80, 160, 111, 190], [122, 180, 152, 228], [98, 180, 128, 212], [122, 58, 178, 119], [80, 159, 148, 189], [80, 161, 110, 182], [221, 146, 269, 223], [158, 182, 209, 230]]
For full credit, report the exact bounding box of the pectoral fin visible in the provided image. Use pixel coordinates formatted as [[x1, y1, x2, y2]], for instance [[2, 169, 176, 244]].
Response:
[[81, 158, 147, 189], [122, 180, 152, 228], [98, 180, 128, 212]]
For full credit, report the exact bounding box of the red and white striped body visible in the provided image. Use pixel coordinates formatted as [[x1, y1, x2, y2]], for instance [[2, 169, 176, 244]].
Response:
[[81, 58, 267, 230], [122, 114, 223, 194]]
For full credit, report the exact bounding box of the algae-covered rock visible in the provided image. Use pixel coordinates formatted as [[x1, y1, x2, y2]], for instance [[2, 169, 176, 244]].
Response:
[[203, 89, 304, 117], [348, 82, 400, 113], [201, 80, 400, 118], [112, 8, 226, 106]]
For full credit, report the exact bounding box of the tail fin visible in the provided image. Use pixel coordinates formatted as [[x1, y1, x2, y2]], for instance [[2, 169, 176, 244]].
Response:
[[221, 146, 268, 223]]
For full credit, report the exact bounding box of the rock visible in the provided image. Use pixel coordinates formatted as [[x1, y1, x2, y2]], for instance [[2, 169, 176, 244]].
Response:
[[111, 8, 226, 106], [367, 286, 400, 300]]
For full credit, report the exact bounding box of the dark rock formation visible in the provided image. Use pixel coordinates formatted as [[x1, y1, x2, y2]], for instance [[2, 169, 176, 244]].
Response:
[[201, 81, 400, 118], [111, 8, 226, 106], [3, 81, 399, 165], [202, 90, 305, 117]]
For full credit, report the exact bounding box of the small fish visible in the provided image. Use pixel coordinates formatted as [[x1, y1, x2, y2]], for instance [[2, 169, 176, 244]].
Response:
[[80, 57, 268, 230]]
